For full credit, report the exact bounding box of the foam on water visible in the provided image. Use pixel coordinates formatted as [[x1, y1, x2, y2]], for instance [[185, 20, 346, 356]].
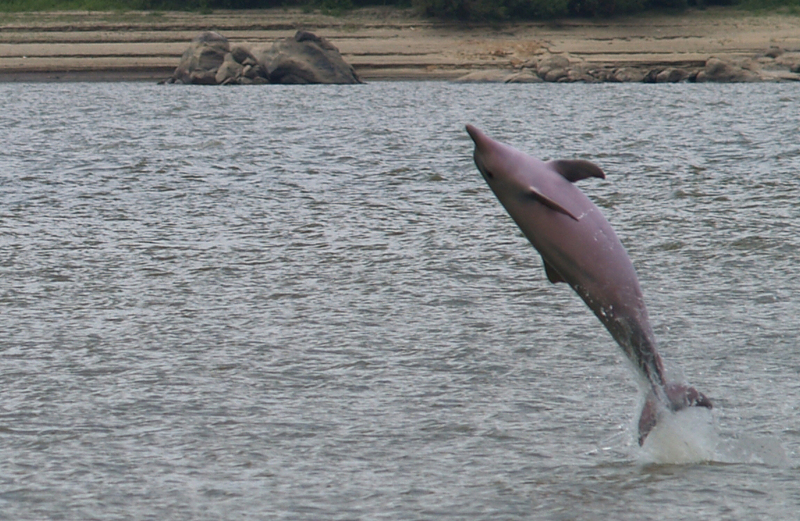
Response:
[[637, 406, 791, 467], [715, 433, 791, 467], [638, 407, 718, 464]]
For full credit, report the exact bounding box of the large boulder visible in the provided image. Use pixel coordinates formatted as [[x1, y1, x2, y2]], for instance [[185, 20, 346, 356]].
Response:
[[216, 45, 268, 85], [167, 32, 268, 85], [694, 57, 760, 83], [535, 54, 571, 82], [259, 31, 362, 85], [171, 31, 230, 85]]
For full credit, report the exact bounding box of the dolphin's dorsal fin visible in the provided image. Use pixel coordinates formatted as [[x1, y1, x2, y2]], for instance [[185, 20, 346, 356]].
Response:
[[542, 257, 566, 284], [529, 186, 580, 221], [548, 160, 606, 183]]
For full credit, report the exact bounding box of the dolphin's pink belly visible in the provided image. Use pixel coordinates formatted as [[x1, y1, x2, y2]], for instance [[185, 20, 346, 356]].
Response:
[[511, 201, 658, 371]]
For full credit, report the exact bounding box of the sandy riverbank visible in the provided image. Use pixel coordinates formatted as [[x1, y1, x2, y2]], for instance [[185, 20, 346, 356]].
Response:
[[0, 7, 798, 82]]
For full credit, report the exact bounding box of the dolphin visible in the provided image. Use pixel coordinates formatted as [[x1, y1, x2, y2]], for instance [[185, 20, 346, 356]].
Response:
[[466, 124, 711, 445]]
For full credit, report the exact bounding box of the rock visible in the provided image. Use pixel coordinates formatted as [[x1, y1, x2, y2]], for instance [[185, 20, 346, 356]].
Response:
[[757, 70, 800, 82], [215, 53, 244, 85], [504, 70, 543, 83], [544, 67, 570, 82], [171, 31, 230, 85], [241, 64, 259, 80], [188, 69, 218, 85], [642, 69, 659, 83], [694, 57, 760, 83], [231, 45, 258, 67], [588, 68, 613, 82], [536, 54, 571, 81], [566, 67, 595, 83], [259, 30, 362, 85], [452, 69, 513, 83], [655, 67, 690, 83], [167, 30, 357, 85], [756, 56, 778, 67], [764, 46, 784, 59], [610, 67, 646, 83], [775, 52, 800, 73]]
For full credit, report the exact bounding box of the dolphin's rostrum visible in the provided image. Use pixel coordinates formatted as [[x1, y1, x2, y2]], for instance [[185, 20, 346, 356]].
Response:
[[466, 124, 711, 445]]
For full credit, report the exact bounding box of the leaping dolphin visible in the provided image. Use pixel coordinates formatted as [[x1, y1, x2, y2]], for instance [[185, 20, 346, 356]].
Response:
[[466, 124, 711, 445]]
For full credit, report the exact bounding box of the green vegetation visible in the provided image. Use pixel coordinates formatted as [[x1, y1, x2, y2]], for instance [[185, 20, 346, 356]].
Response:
[[0, 0, 797, 17], [412, 0, 799, 19], [737, 0, 800, 13], [0, 0, 410, 11], [0, 0, 283, 11]]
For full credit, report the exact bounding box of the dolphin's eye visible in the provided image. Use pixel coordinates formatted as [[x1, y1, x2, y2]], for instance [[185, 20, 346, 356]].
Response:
[[483, 169, 495, 179]]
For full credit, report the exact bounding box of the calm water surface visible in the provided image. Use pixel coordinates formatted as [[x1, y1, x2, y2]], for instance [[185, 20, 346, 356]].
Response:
[[1, 81, 799, 519]]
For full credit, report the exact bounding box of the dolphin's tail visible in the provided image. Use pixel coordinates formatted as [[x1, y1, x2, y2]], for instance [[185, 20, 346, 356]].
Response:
[[638, 383, 713, 445]]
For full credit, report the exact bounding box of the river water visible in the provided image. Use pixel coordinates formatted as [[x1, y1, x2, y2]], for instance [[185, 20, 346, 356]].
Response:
[[1, 81, 798, 519]]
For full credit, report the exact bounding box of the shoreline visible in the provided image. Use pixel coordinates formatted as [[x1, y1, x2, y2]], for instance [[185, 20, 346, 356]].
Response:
[[1, 7, 799, 82]]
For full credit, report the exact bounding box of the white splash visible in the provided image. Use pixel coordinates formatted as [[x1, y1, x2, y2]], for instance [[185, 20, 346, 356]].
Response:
[[638, 406, 718, 464], [635, 406, 791, 467]]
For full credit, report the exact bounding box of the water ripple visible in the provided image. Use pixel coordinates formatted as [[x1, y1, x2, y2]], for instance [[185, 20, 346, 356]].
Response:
[[0, 81, 798, 519]]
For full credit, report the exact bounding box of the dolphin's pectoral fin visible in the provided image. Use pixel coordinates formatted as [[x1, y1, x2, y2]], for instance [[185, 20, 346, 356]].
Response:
[[529, 186, 581, 221], [542, 257, 567, 284], [548, 160, 606, 183]]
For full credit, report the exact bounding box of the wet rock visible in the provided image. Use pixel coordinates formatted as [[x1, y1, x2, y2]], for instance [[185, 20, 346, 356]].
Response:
[[259, 30, 362, 85]]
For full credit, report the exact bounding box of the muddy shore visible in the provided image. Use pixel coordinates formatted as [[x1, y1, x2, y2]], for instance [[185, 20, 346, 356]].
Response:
[[0, 7, 798, 82]]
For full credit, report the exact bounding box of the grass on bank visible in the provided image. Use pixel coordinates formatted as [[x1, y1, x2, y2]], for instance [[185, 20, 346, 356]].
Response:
[[0, 0, 798, 16]]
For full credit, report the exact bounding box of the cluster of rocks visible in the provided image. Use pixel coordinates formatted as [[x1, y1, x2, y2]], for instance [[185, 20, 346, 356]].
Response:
[[455, 48, 800, 84], [168, 31, 799, 86], [164, 30, 362, 85]]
